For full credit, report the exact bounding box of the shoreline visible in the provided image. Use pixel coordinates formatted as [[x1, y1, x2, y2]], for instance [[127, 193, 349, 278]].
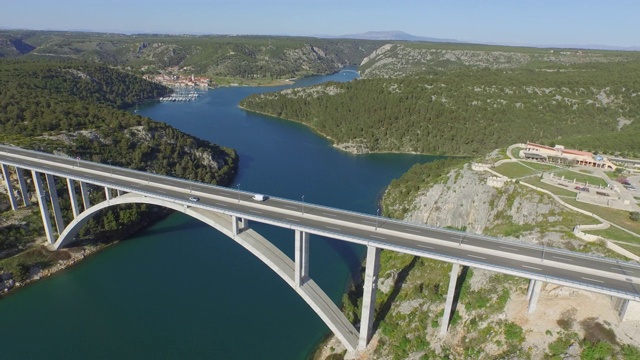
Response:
[[0, 209, 173, 299], [239, 106, 463, 158]]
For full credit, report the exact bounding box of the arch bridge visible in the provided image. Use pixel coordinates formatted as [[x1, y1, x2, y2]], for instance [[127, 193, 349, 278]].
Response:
[[2, 145, 640, 355]]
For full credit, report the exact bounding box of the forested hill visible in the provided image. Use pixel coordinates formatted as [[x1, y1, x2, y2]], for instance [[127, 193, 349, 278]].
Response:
[[0, 30, 382, 83], [0, 58, 238, 283], [240, 61, 640, 157], [0, 59, 238, 184]]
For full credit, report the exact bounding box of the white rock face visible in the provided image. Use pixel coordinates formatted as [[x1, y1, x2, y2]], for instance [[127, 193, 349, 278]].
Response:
[[404, 164, 560, 235], [360, 44, 395, 66]]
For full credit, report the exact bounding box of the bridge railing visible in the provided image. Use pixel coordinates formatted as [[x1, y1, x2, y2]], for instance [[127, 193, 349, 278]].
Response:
[[261, 193, 640, 268], [2, 147, 640, 270], [2, 154, 639, 300]]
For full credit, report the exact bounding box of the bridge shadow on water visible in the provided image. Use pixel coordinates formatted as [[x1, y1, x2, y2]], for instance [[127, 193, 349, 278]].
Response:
[[320, 236, 364, 286], [134, 218, 209, 238]]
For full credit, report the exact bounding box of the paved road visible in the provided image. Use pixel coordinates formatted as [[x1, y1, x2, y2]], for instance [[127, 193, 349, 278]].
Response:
[[2, 145, 640, 300]]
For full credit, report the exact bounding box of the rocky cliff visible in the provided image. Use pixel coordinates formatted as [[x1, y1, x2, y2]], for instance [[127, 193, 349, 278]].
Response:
[[316, 156, 640, 359]]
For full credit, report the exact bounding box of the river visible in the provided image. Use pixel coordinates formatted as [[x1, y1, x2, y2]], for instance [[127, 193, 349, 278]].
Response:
[[0, 69, 437, 359]]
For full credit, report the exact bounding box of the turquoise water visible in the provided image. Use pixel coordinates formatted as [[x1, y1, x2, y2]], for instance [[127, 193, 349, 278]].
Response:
[[0, 69, 437, 359]]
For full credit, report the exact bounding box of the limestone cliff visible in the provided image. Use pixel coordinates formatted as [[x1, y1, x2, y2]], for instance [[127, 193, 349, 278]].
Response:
[[316, 156, 639, 359]]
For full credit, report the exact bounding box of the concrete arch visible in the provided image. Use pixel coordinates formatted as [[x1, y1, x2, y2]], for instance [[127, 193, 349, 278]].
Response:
[[53, 193, 359, 352]]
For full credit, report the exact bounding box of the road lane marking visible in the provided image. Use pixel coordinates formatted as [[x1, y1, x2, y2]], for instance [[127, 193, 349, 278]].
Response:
[[612, 266, 638, 274], [322, 212, 337, 217], [581, 277, 605, 284], [404, 228, 422, 233], [467, 254, 486, 260], [500, 246, 518, 251], [326, 226, 342, 231], [370, 235, 387, 240], [213, 202, 228, 207], [248, 210, 263, 214], [417, 244, 433, 249], [285, 217, 300, 222], [361, 220, 376, 225], [521, 265, 542, 271], [552, 256, 573, 262], [284, 205, 297, 209]]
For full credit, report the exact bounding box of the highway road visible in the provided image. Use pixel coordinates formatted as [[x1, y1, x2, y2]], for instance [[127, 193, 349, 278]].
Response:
[[2, 145, 640, 300]]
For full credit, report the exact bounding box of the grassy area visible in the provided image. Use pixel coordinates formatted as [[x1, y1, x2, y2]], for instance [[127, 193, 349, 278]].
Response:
[[493, 162, 539, 178], [612, 242, 640, 257], [564, 198, 640, 236], [522, 177, 577, 197], [585, 226, 640, 245], [520, 161, 560, 172], [550, 169, 608, 187]]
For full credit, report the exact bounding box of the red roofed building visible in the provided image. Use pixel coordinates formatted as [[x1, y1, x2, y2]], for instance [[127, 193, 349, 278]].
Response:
[[520, 142, 616, 170]]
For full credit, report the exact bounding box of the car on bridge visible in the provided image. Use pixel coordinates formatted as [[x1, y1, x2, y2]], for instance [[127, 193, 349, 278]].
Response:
[[188, 196, 200, 202], [252, 194, 267, 201]]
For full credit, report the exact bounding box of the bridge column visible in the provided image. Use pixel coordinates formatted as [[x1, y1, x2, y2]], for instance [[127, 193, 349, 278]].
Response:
[[67, 178, 80, 218], [117, 189, 124, 196], [1, 164, 18, 210], [440, 263, 461, 335], [31, 171, 55, 244], [239, 217, 249, 231], [231, 216, 249, 236], [294, 230, 310, 287], [105, 187, 112, 201], [617, 298, 630, 320], [45, 174, 65, 234], [358, 245, 381, 350], [15, 167, 30, 206], [232, 215, 239, 235], [80, 181, 90, 210], [527, 280, 543, 314]]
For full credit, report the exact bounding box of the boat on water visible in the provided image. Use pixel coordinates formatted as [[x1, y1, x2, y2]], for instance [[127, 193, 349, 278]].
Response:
[[159, 91, 200, 102]]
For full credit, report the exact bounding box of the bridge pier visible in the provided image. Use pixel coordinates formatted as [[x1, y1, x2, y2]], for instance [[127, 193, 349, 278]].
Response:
[[105, 187, 112, 201], [117, 189, 124, 196], [1, 164, 18, 210], [440, 263, 461, 335], [358, 245, 381, 350], [67, 178, 80, 218], [617, 298, 630, 320], [527, 279, 543, 314], [80, 181, 90, 210], [231, 215, 249, 236], [31, 171, 55, 244], [45, 174, 65, 234], [16, 167, 30, 206], [294, 230, 310, 287]]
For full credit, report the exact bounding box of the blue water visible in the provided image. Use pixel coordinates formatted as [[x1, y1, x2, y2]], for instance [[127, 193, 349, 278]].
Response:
[[0, 69, 437, 359]]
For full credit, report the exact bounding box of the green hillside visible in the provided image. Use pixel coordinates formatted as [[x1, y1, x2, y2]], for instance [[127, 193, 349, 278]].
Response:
[[0, 30, 382, 82], [240, 61, 640, 157], [0, 58, 238, 279]]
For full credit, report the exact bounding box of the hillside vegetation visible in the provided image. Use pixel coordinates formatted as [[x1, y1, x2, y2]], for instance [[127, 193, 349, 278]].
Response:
[[0, 30, 382, 83], [358, 43, 634, 78], [0, 58, 238, 284], [241, 60, 640, 156]]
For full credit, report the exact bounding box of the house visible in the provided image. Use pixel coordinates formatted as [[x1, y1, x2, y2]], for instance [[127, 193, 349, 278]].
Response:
[[520, 142, 616, 170]]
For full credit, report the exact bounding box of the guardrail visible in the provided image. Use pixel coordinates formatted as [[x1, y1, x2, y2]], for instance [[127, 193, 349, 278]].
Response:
[[2, 147, 640, 300], [2, 147, 640, 270]]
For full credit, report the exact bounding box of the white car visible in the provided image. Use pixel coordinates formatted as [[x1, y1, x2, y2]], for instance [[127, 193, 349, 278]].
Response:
[[188, 196, 200, 202], [252, 194, 267, 201]]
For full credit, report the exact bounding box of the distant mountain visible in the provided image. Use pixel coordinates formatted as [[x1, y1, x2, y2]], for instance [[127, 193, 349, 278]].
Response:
[[327, 31, 463, 43]]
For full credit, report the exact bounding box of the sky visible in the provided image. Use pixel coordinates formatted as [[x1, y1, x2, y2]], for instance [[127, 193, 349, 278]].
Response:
[[3, 0, 639, 48]]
